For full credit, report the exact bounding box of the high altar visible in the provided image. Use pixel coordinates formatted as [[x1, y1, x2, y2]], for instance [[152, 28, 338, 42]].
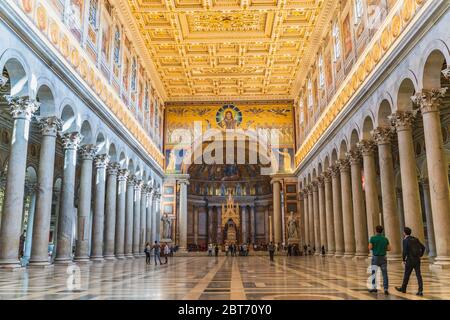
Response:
[[221, 193, 241, 245]]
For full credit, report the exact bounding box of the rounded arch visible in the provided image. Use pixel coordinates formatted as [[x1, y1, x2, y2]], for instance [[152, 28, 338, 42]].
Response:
[[95, 132, 107, 154], [318, 163, 323, 176], [60, 105, 76, 132], [396, 78, 416, 112], [350, 129, 359, 149], [377, 100, 393, 127], [312, 168, 317, 179], [119, 152, 127, 169], [324, 155, 330, 170], [35, 84, 56, 116], [80, 120, 93, 144], [339, 140, 347, 159], [108, 143, 118, 163], [331, 149, 338, 164], [421, 48, 449, 90], [0, 51, 30, 97], [362, 116, 374, 140], [127, 159, 135, 174]]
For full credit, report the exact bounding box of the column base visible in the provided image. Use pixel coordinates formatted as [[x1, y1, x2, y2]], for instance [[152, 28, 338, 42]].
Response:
[[53, 258, 74, 265], [430, 256, 450, 270], [73, 257, 92, 264], [353, 255, 368, 260], [343, 253, 355, 259], [115, 254, 125, 260], [90, 256, 105, 263], [103, 255, 117, 261], [334, 252, 344, 258], [124, 254, 135, 259], [0, 261, 24, 271], [28, 260, 54, 269], [387, 253, 403, 262]]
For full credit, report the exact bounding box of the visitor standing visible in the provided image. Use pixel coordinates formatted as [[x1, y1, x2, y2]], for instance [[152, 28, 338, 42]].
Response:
[[144, 242, 151, 265], [368, 225, 391, 295], [163, 242, 170, 264], [208, 243, 213, 256], [214, 244, 219, 257], [321, 245, 326, 257], [395, 227, 425, 296], [268, 241, 275, 262], [153, 241, 162, 265], [225, 244, 229, 256]]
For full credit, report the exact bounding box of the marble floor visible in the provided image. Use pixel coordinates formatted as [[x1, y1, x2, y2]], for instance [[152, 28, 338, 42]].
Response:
[[0, 255, 450, 300]]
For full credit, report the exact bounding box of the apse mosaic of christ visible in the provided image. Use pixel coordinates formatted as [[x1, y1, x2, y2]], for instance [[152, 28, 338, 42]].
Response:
[[215, 104, 242, 129]]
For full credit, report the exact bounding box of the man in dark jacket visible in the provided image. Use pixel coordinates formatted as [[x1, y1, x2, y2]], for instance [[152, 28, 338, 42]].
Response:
[[395, 227, 425, 296]]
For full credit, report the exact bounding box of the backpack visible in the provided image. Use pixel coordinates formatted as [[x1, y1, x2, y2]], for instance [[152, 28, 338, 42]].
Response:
[[408, 237, 425, 258]]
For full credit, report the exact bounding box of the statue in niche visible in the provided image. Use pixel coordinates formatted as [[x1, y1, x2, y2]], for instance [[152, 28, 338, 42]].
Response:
[[236, 183, 242, 196], [287, 211, 299, 240], [161, 213, 172, 240], [220, 184, 226, 196]]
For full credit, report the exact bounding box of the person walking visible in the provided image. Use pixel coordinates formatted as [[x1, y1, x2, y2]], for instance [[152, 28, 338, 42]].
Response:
[[225, 244, 229, 256], [268, 241, 275, 262], [208, 243, 213, 256], [214, 244, 219, 257], [144, 242, 151, 265], [321, 245, 326, 257], [395, 227, 425, 296], [153, 241, 162, 265], [163, 242, 170, 264], [368, 225, 391, 295]]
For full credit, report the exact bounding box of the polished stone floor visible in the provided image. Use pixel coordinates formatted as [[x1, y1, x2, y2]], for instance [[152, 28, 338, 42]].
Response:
[[0, 255, 450, 300]]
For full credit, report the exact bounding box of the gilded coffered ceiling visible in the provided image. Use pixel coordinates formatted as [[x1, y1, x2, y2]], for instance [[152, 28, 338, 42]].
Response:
[[126, 0, 335, 101]]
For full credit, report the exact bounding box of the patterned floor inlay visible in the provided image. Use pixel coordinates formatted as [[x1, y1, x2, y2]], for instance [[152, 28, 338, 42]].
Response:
[[0, 255, 449, 300]]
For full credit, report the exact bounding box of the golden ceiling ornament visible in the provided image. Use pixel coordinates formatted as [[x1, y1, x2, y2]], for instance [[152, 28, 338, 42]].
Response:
[[60, 35, 69, 58], [391, 15, 402, 38], [22, 0, 33, 14], [36, 5, 47, 32], [401, 0, 414, 23], [191, 12, 263, 33], [49, 21, 59, 45]]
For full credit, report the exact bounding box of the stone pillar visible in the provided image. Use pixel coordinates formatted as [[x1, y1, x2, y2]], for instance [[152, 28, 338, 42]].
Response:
[[23, 184, 37, 263], [74, 144, 97, 262], [372, 127, 402, 260], [139, 186, 147, 255], [151, 192, 158, 242], [338, 159, 355, 258], [54, 132, 82, 264], [114, 169, 128, 259], [264, 206, 270, 244], [421, 178, 436, 258], [303, 188, 309, 247], [208, 206, 214, 244], [132, 179, 142, 257], [357, 140, 380, 236], [348, 150, 368, 258], [390, 111, 424, 242], [217, 206, 222, 245], [331, 165, 344, 257], [318, 177, 327, 252], [272, 179, 282, 245], [312, 182, 320, 255], [324, 171, 335, 255], [0, 97, 39, 269], [396, 189, 406, 235], [179, 179, 189, 250], [249, 205, 256, 244], [154, 191, 161, 242], [124, 176, 135, 258], [298, 191, 305, 248], [29, 117, 62, 267], [193, 206, 198, 245], [104, 163, 119, 260], [146, 189, 154, 246], [412, 89, 450, 268], [90, 154, 109, 262], [307, 186, 314, 249], [241, 206, 247, 243]]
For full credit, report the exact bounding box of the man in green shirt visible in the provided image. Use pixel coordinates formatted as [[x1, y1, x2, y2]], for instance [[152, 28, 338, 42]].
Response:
[[368, 225, 391, 295]]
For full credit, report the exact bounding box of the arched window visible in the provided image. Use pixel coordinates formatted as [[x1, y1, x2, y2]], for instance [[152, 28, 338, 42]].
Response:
[[299, 98, 304, 124], [318, 54, 325, 88], [88, 0, 99, 28], [114, 27, 121, 64], [131, 58, 137, 92], [307, 79, 314, 110], [333, 22, 341, 61], [354, 0, 364, 23]]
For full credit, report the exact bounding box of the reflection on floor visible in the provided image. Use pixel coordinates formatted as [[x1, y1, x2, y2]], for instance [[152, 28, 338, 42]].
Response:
[[0, 255, 450, 300]]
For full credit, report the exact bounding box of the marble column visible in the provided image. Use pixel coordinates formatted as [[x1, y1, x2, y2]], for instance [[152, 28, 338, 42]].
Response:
[[151, 192, 158, 242], [272, 179, 282, 245], [0, 97, 39, 269], [90, 154, 109, 262], [331, 165, 344, 257], [421, 178, 436, 258], [307, 186, 314, 249], [324, 171, 335, 255], [132, 179, 142, 257], [193, 206, 198, 245], [154, 191, 161, 242], [104, 163, 119, 260], [208, 206, 214, 244], [264, 207, 270, 244], [396, 189, 406, 235], [217, 206, 222, 245], [372, 127, 401, 260], [303, 188, 309, 247], [412, 89, 450, 268], [390, 111, 424, 242], [357, 140, 380, 236], [146, 189, 154, 246], [338, 159, 355, 258], [312, 181, 320, 254], [318, 177, 327, 251], [23, 184, 37, 263], [114, 169, 128, 259], [179, 179, 189, 250], [74, 144, 97, 262], [139, 186, 147, 255], [124, 176, 135, 258], [29, 117, 62, 267], [298, 191, 305, 248], [241, 206, 247, 243], [348, 150, 368, 258], [54, 132, 82, 264], [249, 205, 256, 244]]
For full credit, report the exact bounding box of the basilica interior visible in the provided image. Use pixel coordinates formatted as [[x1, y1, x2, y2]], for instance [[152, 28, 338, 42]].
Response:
[[0, 0, 449, 301]]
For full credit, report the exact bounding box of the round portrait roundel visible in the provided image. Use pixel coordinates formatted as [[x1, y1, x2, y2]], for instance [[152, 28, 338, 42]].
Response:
[[215, 104, 242, 129]]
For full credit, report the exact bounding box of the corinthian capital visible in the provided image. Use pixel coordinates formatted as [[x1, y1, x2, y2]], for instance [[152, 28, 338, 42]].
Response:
[[134, 179, 143, 191], [357, 139, 376, 156], [323, 170, 331, 183], [389, 110, 418, 131], [330, 165, 340, 178], [38, 116, 63, 137], [5, 95, 39, 120], [107, 162, 120, 176], [117, 169, 129, 181], [79, 144, 97, 160], [94, 154, 110, 168], [371, 127, 395, 145], [411, 88, 447, 114], [337, 158, 350, 171], [442, 67, 450, 80], [346, 149, 362, 165], [60, 132, 82, 150], [0, 75, 9, 87]]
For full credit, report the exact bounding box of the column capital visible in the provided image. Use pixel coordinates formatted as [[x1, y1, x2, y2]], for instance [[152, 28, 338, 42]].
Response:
[[331, 164, 340, 178], [178, 179, 190, 186], [389, 110, 418, 131], [441, 66, 450, 80], [5, 95, 40, 120], [346, 149, 362, 165], [323, 170, 332, 183], [60, 132, 83, 150], [411, 88, 447, 114], [94, 154, 109, 168], [127, 175, 136, 186], [37, 116, 63, 137], [107, 162, 120, 175], [134, 179, 143, 191], [79, 144, 97, 160], [311, 181, 319, 192], [306, 185, 313, 195], [371, 127, 395, 145], [317, 176, 325, 187], [117, 169, 129, 181], [0, 75, 8, 87], [25, 182, 38, 195], [337, 158, 350, 172], [357, 139, 376, 156]]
